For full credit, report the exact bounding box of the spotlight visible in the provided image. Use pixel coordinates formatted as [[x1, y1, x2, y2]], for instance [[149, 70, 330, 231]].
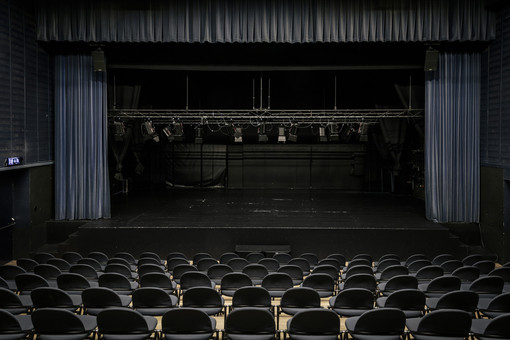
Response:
[[319, 127, 327, 142], [234, 126, 243, 143], [288, 124, 298, 142], [258, 124, 268, 143], [162, 125, 173, 142], [277, 126, 286, 143], [142, 120, 159, 142], [359, 123, 369, 142], [113, 121, 125, 141], [328, 123, 339, 142], [172, 122, 184, 142], [195, 125, 204, 144]]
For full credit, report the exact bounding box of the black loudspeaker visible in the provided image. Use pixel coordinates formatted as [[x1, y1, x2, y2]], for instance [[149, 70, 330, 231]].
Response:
[[92, 49, 106, 72], [424, 48, 439, 71]]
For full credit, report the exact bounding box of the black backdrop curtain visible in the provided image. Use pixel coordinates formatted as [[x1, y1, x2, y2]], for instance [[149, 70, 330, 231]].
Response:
[[37, 0, 495, 43]]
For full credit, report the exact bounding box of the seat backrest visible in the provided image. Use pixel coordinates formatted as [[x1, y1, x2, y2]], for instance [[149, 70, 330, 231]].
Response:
[[98, 308, 151, 333], [346, 258, 371, 269], [353, 308, 406, 335], [473, 260, 496, 275], [0, 309, 24, 332], [261, 272, 294, 290], [383, 275, 418, 291], [385, 289, 425, 310], [207, 264, 233, 279], [318, 258, 342, 271], [31, 287, 74, 308], [344, 265, 373, 279], [426, 276, 461, 293], [326, 254, 346, 267], [232, 286, 272, 308], [273, 253, 292, 264], [299, 253, 319, 267], [32, 308, 87, 333], [166, 252, 188, 262], [57, 273, 91, 291], [70, 264, 99, 280], [107, 258, 133, 269], [414, 265, 444, 281], [16, 258, 39, 272], [33, 252, 55, 264], [405, 254, 428, 267], [182, 287, 223, 307], [88, 252, 109, 265], [0, 265, 26, 280], [435, 290, 479, 312], [332, 288, 374, 309], [258, 258, 280, 272], [196, 258, 218, 272], [82, 287, 123, 308], [132, 287, 174, 308], [483, 314, 510, 337], [469, 276, 504, 295], [62, 252, 83, 264], [312, 265, 339, 279], [431, 254, 456, 266], [343, 274, 377, 292], [193, 253, 213, 264], [302, 273, 335, 291], [137, 258, 162, 268], [376, 259, 401, 273], [15, 273, 49, 292], [277, 265, 303, 281], [113, 252, 137, 265], [407, 259, 433, 273], [47, 258, 71, 272], [162, 308, 214, 334], [451, 266, 480, 282], [377, 254, 400, 263], [219, 252, 239, 264], [221, 272, 253, 290], [98, 272, 133, 290], [172, 264, 198, 280], [440, 260, 464, 274], [227, 258, 249, 271], [139, 251, 162, 262], [352, 254, 373, 263], [0, 287, 23, 307], [180, 272, 214, 290], [140, 273, 174, 290], [288, 258, 311, 273], [379, 265, 409, 280], [488, 292, 510, 312], [288, 308, 340, 335], [167, 258, 190, 272], [489, 267, 510, 282], [34, 264, 62, 280], [462, 254, 483, 266], [138, 264, 165, 277], [77, 258, 103, 271], [243, 264, 269, 279], [225, 308, 275, 335], [416, 309, 472, 337], [246, 252, 265, 264], [281, 287, 321, 308]]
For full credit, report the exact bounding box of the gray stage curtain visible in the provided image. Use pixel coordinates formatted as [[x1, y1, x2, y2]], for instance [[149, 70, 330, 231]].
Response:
[[425, 52, 480, 223], [55, 55, 111, 220], [37, 0, 495, 43]]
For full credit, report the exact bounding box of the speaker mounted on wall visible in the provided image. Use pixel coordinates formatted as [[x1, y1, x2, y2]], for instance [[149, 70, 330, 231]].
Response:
[[92, 49, 106, 72], [424, 48, 439, 72]]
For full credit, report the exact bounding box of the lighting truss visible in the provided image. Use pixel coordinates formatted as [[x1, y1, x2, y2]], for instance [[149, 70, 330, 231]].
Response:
[[109, 108, 423, 125]]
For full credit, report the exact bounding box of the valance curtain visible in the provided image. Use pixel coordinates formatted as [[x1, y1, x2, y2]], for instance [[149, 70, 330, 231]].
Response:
[[37, 0, 495, 43], [55, 55, 111, 220], [425, 52, 480, 223]]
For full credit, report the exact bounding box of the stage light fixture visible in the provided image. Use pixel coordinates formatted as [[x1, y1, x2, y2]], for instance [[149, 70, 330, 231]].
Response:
[[172, 122, 184, 141], [258, 124, 269, 143], [234, 126, 243, 143], [142, 120, 160, 142], [195, 125, 204, 144], [359, 123, 369, 142], [288, 124, 298, 142], [162, 125, 173, 142], [113, 121, 126, 141], [277, 126, 286, 143], [319, 127, 328, 142], [328, 123, 340, 142]]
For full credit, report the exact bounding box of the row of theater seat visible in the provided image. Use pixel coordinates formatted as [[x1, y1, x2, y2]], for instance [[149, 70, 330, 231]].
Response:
[[1, 251, 509, 339]]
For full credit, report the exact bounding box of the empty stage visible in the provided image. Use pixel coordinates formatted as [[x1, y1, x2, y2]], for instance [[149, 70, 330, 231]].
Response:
[[76, 189, 456, 259]]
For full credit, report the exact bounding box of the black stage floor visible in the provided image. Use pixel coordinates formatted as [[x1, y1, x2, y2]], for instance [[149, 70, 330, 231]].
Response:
[[74, 189, 459, 259], [88, 189, 444, 231]]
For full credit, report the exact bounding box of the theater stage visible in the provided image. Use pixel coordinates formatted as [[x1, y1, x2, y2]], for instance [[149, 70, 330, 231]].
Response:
[[71, 189, 462, 259]]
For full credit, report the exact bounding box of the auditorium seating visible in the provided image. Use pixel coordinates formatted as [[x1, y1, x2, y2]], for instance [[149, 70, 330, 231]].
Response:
[[1, 250, 508, 340]]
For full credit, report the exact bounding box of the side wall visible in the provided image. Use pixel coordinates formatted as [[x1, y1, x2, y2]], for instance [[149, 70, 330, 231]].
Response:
[[480, 7, 510, 263]]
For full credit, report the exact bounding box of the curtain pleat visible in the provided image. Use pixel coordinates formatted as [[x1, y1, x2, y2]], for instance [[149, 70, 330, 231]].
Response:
[[425, 52, 480, 223], [55, 55, 111, 220], [37, 0, 495, 43]]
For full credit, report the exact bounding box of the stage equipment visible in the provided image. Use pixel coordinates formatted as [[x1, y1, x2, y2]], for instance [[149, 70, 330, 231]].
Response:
[[288, 124, 298, 143], [92, 49, 106, 72], [258, 124, 269, 143], [113, 121, 125, 141], [234, 126, 243, 143], [195, 125, 204, 144], [141, 121, 159, 142], [424, 47, 439, 71], [277, 126, 286, 143], [319, 127, 327, 142], [328, 123, 340, 142]]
